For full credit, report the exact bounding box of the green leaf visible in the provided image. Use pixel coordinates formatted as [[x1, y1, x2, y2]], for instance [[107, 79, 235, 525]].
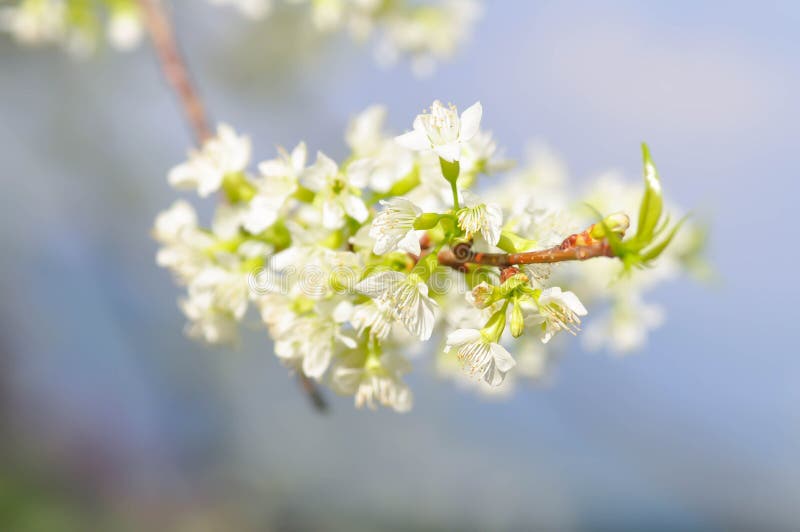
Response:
[[636, 143, 664, 242], [641, 216, 688, 263]]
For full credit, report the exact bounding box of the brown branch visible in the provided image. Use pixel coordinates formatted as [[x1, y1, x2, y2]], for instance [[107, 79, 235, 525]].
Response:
[[438, 242, 614, 269], [137, 0, 212, 144], [139, 0, 327, 413]]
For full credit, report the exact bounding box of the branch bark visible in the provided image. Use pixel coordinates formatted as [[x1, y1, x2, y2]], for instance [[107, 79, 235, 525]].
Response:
[[138, 0, 327, 413]]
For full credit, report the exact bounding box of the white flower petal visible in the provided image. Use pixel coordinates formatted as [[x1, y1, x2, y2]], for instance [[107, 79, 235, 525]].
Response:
[[343, 194, 369, 223], [434, 142, 461, 162], [395, 129, 431, 151], [490, 343, 516, 373], [322, 199, 345, 229], [396, 230, 422, 256], [355, 270, 404, 298], [445, 328, 481, 349], [459, 101, 482, 141]]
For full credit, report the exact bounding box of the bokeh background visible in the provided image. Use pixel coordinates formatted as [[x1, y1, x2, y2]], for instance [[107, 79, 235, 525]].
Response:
[[1, 1, 798, 530]]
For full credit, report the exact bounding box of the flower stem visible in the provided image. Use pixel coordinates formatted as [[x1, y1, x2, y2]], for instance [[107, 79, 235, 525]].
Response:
[[450, 179, 460, 210]]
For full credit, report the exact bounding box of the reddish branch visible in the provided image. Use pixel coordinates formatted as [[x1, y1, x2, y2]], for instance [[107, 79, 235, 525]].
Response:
[[137, 0, 212, 144], [437, 241, 614, 270], [138, 0, 326, 413]]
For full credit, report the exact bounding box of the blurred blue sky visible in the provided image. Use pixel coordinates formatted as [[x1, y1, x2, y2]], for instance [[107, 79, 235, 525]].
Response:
[[1, 1, 798, 529]]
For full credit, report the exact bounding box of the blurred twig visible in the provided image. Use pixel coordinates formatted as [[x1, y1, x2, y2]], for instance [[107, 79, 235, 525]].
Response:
[[299, 374, 328, 413], [138, 0, 328, 413], [137, 0, 211, 143]]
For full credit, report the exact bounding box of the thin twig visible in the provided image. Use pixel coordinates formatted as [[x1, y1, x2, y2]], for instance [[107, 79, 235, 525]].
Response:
[[137, 0, 212, 143], [138, 0, 327, 413]]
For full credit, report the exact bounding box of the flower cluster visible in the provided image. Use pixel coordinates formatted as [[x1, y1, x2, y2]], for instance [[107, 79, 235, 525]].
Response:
[[154, 100, 700, 411], [212, 0, 482, 77], [0, 0, 144, 56]]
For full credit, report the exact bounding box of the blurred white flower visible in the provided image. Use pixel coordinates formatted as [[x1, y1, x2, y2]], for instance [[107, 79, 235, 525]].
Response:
[[242, 142, 305, 233], [332, 352, 412, 412], [271, 300, 356, 378], [583, 296, 665, 354], [169, 124, 252, 197], [0, 0, 66, 46], [302, 151, 369, 229], [107, 8, 143, 51], [180, 264, 250, 345], [153, 201, 215, 284], [207, 0, 272, 19]]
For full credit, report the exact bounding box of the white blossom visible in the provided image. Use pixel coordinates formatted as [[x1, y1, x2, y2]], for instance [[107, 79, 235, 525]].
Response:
[[270, 299, 356, 378], [242, 142, 305, 233], [350, 300, 395, 340], [445, 328, 516, 386], [302, 151, 369, 229], [369, 197, 423, 255], [332, 352, 412, 412], [457, 191, 503, 246], [153, 200, 198, 244], [346, 104, 388, 156], [169, 124, 252, 197], [179, 264, 250, 345], [154, 201, 214, 284], [356, 270, 437, 340], [583, 295, 665, 354], [395, 100, 482, 162], [528, 287, 588, 343]]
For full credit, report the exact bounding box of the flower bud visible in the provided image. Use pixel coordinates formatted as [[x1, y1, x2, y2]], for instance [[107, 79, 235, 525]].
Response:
[[470, 282, 494, 309], [510, 299, 525, 338], [590, 212, 630, 239]]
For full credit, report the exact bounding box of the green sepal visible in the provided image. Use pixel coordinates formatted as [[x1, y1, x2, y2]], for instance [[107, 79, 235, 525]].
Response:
[[510, 298, 525, 338], [292, 185, 316, 203], [255, 219, 292, 250], [412, 253, 439, 281], [222, 171, 257, 203], [481, 303, 508, 342], [414, 213, 444, 230], [498, 274, 529, 299], [439, 157, 460, 185]]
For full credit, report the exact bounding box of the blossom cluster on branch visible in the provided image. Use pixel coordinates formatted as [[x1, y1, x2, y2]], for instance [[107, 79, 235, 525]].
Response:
[[153, 100, 702, 411], [212, 0, 481, 76], [1, 0, 480, 75]]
